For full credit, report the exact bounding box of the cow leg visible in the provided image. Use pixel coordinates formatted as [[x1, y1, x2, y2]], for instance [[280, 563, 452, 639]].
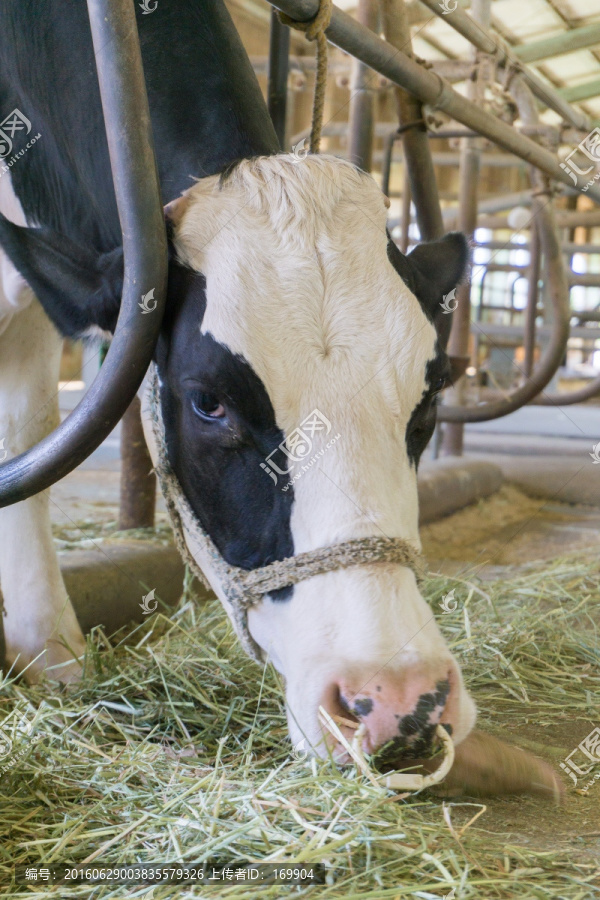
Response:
[[0, 284, 86, 683]]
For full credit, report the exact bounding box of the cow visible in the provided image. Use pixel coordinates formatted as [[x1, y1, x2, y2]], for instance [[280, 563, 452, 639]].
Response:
[[0, 0, 475, 766]]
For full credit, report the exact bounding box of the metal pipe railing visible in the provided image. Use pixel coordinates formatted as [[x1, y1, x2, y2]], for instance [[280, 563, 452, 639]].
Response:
[[459, 208, 600, 230], [0, 0, 168, 507], [438, 76, 572, 422], [348, 0, 379, 172], [523, 220, 541, 379], [472, 322, 600, 341], [416, 0, 591, 132], [380, 0, 444, 241], [475, 240, 600, 254], [441, 0, 490, 453], [268, 0, 600, 201]]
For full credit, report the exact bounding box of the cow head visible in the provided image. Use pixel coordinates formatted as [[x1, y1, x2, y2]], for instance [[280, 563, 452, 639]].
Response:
[[156, 156, 475, 762], [0, 154, 474, 764]]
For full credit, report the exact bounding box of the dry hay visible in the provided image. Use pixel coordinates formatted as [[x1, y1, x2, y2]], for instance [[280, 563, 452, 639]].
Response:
[[1, 551, 599, 899]]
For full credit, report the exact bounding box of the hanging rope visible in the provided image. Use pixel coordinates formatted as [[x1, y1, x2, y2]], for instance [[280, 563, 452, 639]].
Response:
[[280, 0, 332, 153]]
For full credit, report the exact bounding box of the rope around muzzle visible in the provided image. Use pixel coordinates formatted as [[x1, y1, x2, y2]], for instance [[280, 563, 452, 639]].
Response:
[[279, 0, 332, 153], [144, 367, 425, 662]]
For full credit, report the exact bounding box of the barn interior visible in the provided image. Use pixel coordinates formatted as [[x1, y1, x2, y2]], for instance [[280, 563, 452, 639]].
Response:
[[2, 0, 600, 896]]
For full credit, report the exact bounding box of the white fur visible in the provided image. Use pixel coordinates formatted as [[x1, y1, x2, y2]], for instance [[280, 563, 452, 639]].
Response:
[[0, 174, 85, 681], [173, 156, 476, 752]]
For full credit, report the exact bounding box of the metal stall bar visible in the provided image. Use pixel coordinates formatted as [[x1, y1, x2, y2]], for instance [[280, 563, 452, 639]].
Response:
[[348, 0, 379, 172], [476, 240, 600, 254], [0, 0, 168, 507], [380, 0, 445, 242], [480, 209, 600, 230], [268, 0, 600, 202], [439, 76, 572, 422], [417, 0, 591, 132], [442, 0, 490, 455], [523, 220, 541, 380]]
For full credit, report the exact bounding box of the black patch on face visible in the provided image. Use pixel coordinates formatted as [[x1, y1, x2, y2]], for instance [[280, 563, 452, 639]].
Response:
[[386, 233, 466, 468], [155, 262, 294, 601], [404, 354, 451, 469]]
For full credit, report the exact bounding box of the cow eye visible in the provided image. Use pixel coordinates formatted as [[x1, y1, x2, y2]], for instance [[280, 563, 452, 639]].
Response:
[[431, 377, 448, 395], [192, 392, 225, 420]]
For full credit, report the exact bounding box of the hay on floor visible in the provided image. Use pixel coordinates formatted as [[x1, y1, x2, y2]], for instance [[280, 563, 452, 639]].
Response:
[[1, 552, 599, 898]]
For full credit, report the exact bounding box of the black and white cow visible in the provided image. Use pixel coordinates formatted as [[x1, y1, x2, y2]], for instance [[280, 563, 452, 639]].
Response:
[[0, 0, 474, 762]]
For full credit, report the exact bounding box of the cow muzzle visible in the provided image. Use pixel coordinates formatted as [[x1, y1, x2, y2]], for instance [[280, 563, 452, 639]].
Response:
[[318, 658, 468, 765]]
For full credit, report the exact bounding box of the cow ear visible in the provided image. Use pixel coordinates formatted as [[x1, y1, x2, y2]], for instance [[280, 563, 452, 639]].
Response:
[[0, 212, 124, 337], [406, 232, 470, 348], [387, 232, 470, 349]]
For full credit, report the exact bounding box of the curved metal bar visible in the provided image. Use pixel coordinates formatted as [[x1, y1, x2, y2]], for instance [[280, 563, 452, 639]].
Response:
[[438, 76, 571, 423], [535, 375, 600, 405], [0, 0, 168, 507]]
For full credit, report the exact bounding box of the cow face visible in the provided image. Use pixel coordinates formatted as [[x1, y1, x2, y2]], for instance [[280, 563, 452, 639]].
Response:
[[0, 153, 474, 763], [156, 156, 476, 763]]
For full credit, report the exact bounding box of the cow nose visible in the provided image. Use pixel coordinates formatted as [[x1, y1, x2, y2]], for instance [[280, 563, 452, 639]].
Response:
[[321, 664, 456, 764]]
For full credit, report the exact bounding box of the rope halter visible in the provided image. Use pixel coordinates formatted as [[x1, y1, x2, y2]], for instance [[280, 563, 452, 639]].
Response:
[[142, 366, 425, 662]]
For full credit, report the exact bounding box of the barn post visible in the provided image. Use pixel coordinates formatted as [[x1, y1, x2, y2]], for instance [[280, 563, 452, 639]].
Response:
[[118, 398, 156, 530], [348, 0, 379, 172], [440, 0, 490, 456], [379, 0, 445, 242], [523, 219, 541, 380]]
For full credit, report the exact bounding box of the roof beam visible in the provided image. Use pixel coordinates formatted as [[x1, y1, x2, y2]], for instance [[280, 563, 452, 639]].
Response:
[[269, 0, 600, 199], [513, 22, 600, 64], [559, 76, 600, 104], [417, 0, 590, 130]]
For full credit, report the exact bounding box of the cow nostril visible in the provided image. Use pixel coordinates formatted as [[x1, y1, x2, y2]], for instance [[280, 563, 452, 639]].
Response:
[[322, 683, 360, 731], [339, 691, 374, 720]]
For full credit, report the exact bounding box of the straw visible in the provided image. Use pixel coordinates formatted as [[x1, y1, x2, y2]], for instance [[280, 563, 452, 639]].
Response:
[[1, 548, 599, 897]]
